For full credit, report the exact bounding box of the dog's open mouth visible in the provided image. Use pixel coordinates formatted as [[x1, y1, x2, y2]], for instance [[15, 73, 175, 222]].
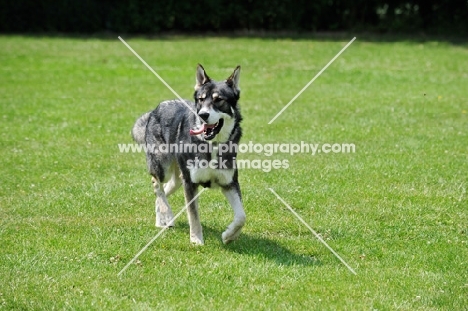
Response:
[[189, 119, 224, 140]]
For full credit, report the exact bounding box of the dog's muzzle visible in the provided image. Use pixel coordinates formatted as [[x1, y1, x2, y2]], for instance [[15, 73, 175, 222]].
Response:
[[189, 119, 224, 140]]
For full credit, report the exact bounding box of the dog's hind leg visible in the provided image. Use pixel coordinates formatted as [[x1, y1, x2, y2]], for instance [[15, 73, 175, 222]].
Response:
[[163, 167, 182, 197], [152, 176, 175, 227], [183, 181, 204, 245], [221, 182, 246, 244]]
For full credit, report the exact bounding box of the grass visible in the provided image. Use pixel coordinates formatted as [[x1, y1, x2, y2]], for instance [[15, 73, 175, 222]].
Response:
[[1, 34, 467, 310]]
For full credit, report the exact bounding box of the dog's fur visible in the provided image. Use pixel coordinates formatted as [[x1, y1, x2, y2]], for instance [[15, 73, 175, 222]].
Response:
[[132, 64, 245, 244]]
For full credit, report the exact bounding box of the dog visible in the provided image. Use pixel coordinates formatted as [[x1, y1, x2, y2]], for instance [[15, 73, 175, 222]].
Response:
[[131, 64, 245, 245]]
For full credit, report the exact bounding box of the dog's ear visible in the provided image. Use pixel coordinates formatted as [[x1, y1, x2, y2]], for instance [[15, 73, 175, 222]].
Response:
[[195, 64, 211, 90], [226, 65, 241, 91]]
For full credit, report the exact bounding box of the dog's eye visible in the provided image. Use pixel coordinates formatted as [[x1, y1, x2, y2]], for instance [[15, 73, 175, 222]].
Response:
[[214, 95, 226, 103], [198, 93, 207, 103]]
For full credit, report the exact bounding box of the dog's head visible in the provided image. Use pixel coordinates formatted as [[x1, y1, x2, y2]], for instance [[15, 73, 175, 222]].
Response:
[[190, 64, 241, 141]]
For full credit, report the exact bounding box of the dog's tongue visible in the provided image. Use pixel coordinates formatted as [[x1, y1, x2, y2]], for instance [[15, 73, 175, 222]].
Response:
[[189, 123, 215, 136], [189, 126, 205, 136]]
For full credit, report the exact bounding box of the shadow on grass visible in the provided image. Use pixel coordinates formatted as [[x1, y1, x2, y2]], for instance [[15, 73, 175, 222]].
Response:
[[3, 31, 468, 46], [197, 224, 321, 267]]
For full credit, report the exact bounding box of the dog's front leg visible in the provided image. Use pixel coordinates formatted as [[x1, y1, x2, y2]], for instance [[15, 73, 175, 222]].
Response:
[[221, 182, 246, 244], [184, 181, 204, 245]]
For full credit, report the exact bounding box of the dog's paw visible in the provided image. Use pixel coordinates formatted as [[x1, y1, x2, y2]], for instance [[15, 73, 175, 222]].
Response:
[[222, 225, 243, 244], [155, 213, 175, 228], [190, 234, 204, 245]]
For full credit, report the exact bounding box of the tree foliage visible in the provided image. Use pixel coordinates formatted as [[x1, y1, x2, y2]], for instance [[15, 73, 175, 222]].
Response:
[[1, 0, 467, 34]]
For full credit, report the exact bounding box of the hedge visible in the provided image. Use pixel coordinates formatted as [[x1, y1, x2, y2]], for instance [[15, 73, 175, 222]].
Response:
[[1, 0, 467, 34]]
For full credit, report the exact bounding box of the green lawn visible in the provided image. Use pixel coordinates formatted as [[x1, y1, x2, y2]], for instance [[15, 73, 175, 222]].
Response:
[[1, 35, 467, 310]]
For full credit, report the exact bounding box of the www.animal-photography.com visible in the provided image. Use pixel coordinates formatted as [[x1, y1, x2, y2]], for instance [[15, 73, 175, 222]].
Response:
[[1, 1, 467, 310]]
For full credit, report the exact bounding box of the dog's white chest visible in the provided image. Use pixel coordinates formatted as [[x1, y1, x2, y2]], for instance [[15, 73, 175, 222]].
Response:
[[190, 166, 234, 187], [191, 145, 231, 186], [189, 139, 236, 187]]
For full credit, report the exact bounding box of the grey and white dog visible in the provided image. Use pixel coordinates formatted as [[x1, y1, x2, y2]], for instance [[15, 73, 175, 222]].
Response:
[[131, 64, 245, 244]]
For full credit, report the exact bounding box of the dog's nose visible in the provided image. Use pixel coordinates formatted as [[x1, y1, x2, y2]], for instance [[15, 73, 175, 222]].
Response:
[[198, 112, 210, 121]]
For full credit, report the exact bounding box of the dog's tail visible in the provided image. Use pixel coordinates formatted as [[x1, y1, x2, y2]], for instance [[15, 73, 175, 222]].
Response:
[[131, 112, 151, 144]]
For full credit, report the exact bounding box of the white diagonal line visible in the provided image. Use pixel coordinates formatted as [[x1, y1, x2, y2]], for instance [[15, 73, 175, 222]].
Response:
[[268, 37, 356, 124], [118, 36, 201, 120], [118, 188, 206, 277], [268, 188, 357, 275]]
